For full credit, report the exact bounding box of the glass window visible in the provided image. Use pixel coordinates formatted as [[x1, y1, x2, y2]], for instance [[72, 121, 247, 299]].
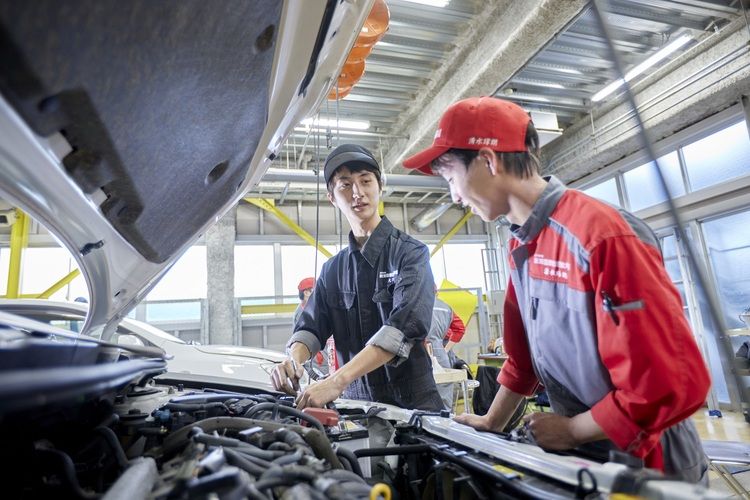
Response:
[[20, 247, 73, 300], [148, 246, 207, 300], [0, 249, 9, 296], [234, 245, 275, 297], [698, 209, 750, 404], [623, 152, 685, 211], [280, 245, 328, 298], [701, 209, 750, 330], [431, 243, 486, 291], [582, 178, 620, 206], [145, 301, 201, 322], [683, 121, 750, 191]]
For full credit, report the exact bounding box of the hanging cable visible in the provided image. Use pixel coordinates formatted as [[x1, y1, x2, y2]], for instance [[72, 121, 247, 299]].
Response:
[[591, 0, 745, 414], [314, 112, 321, 283]]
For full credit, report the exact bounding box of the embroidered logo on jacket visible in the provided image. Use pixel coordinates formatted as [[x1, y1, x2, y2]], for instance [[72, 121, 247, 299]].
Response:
[[532, 255, 570, 280]]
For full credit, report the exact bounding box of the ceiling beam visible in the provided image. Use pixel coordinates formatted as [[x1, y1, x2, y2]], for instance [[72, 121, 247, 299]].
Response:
[[381, 0, 590, 174]]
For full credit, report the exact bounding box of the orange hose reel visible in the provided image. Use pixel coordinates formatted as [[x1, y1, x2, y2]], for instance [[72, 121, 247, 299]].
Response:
[[328, 0, 390, 100]]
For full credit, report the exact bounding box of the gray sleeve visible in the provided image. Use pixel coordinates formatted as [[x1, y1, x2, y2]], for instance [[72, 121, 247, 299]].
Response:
[[286, 329, 321, 358], [366, 324, 411, 367]]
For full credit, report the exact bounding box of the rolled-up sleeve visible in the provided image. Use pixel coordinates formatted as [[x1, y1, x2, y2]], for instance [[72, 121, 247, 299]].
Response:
[[369, 243, 434, 366]]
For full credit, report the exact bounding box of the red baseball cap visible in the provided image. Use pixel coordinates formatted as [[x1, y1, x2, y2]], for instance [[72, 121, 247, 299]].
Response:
[[297, 277, 315, 292], [403, 96, 531, 175]]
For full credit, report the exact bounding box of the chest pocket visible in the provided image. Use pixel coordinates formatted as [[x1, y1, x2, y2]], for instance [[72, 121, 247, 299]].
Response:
[[529, 279, 587, 319], [372, 280, 394, 303], [329, 290, 356, 310]]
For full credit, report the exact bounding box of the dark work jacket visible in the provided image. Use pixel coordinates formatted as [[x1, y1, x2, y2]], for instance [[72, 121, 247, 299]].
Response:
[[288, 216, 444, 411]]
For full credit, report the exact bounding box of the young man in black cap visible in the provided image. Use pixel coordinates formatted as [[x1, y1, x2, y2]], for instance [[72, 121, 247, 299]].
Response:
[[402, 96, 710, 483], [271, 144, 445, 411]]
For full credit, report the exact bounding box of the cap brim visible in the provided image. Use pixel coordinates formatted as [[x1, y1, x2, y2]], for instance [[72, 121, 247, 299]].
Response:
[[402, 145, 450, 175]]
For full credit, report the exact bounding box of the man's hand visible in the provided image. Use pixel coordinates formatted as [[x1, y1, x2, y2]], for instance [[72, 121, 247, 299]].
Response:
[[271, 358, 305, 395], [522, 412, 578, 450], [453, 413, 502, 432], [296, 377, 345, 409]]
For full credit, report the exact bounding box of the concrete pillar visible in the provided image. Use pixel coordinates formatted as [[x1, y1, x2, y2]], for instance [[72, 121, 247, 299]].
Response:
[[206, 206, 237, 345]]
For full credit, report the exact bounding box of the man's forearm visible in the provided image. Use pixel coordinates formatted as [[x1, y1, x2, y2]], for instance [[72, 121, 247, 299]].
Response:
[[330, 344, 395, 390], [289, 342, 312, 364], [445, 340, 457, 352], [486, 385, 526, 430]]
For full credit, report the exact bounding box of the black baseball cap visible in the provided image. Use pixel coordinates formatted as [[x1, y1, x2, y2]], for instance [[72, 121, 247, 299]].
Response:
[[323, 144, 380, 185]]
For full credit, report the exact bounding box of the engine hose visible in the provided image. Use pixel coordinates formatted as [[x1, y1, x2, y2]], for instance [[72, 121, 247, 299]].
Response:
[[323, 468, 367, 484], [245, 483, 272, 500], [234, 448, 278, 469], [190, 429, 283, 461], [259, 464, 318, 483], [327, 483, 373, 499], [334, 447, 363, 477], [223, 448, 267, 477], [164, 402, 228, 412], [34, 447, 98, 499], [95, 426, 130, 470], [274, 427, 308, 448], [244, 403, 325, 433], [271, 448, 304, 466], [155, 417, 340, 468]]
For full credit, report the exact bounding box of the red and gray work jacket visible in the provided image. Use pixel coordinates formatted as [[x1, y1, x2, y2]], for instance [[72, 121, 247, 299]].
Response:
[[498, 176, 710, 483]]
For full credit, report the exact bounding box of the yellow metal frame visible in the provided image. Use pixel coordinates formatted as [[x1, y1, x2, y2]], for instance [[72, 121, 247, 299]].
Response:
[[244, 198, 333, 258], [430, 210, 473, 257], [37, 269, 81, 299], [240, 303, 297, 315], [5, 209, 29, 299]]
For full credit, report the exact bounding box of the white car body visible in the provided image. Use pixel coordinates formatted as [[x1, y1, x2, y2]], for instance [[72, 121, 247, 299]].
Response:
[[0, 299, 286, 392]]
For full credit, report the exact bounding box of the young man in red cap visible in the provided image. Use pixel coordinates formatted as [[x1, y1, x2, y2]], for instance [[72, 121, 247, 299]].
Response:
[[271, 144, 444, 412], [402, 96, 710, 483]]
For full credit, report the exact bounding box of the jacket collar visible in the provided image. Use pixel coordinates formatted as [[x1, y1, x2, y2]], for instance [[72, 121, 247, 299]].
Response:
[[510, 176, 566, 244], [348, 216, 392, 266]]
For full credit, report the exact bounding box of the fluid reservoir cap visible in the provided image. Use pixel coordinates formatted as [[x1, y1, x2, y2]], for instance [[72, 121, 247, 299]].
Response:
[[302, 407, 340, 426]]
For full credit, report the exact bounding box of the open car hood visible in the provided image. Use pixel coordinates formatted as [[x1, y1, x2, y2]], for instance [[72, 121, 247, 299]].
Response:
[[0, 0, 372, 338]]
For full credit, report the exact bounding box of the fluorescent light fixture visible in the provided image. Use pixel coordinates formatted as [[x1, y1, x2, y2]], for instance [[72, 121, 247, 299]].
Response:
[[300, 117, 370, 130], [293, 127, 374, 137], [410, 203, 453, 232], [592, 34, 692, 102], [400, 0, 450, 7]]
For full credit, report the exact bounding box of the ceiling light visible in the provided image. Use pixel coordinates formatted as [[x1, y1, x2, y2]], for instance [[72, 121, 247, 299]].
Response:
[[410, 203, 453, 232], [400, 0, 450, 7], [300, 117, 370, 130], [592, 34, 692, 103], [293, 127, 375, 137]]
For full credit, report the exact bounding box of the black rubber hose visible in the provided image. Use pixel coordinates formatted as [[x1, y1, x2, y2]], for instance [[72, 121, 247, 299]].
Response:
[[233, 449, 274, 468], [244, 403, 325, 433], [259, 464, 318, 483], [95, 426, 130, 470], [223, 448, 267, 477], [34, 448, 98, 499], [271, 448, 304, 466], [334, 447, 363, 477], [274, 427, 308, 448], [164, 402, 228, 412], [322, 469, 368, 483]]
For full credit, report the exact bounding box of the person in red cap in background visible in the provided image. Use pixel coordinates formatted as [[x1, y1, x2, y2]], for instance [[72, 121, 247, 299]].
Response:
[[402, 96, 710, 483], [294, 277, 316, 325], [293, 277, 330, 377]]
